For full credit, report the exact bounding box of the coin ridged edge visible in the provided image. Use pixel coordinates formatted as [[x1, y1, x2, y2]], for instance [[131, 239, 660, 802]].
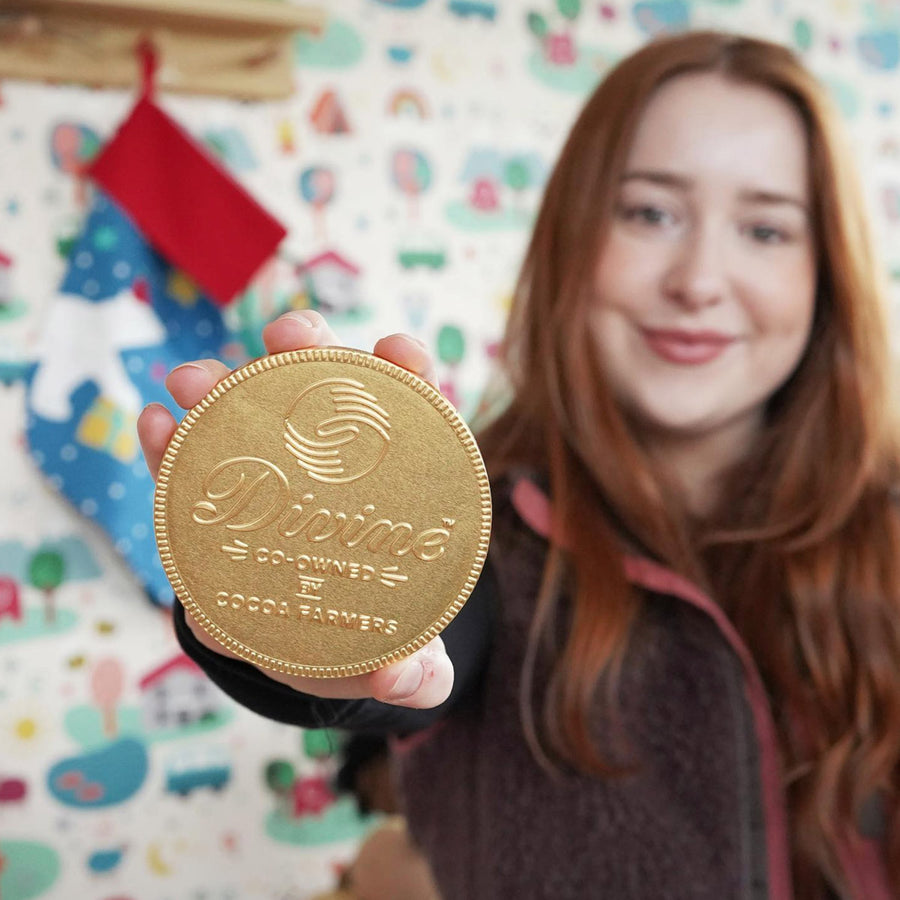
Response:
[[154, 347, 492, 678]]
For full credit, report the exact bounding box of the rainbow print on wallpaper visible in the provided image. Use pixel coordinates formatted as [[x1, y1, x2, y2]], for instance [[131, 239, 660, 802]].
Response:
[[388, 88, 430, 119]]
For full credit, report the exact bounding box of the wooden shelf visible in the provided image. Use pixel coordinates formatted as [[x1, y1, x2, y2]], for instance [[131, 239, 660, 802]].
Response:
[[18, 0, 325, 33], [0, 0, 327, 99]]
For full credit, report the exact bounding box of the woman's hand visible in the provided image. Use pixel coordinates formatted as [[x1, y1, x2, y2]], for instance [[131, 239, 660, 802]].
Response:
[[137, 310, 454, 709]]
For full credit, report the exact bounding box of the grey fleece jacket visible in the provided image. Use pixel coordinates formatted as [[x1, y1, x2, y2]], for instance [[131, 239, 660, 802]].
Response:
[[174, 477, 892, 899]]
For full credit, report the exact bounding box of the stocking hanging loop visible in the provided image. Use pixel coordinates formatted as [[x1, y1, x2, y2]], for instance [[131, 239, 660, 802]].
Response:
[[137, 37, 158, 101]]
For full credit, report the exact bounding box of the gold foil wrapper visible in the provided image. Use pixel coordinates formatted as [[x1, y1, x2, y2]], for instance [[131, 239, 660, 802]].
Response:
[[154, 348, 492, 678]]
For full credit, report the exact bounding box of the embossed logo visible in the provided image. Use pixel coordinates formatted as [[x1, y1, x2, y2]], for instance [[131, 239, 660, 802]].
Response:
[[283, 378, 390, 484]]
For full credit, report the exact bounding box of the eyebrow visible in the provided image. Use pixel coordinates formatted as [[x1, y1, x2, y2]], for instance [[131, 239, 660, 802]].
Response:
[[620, 170, 810, 214]]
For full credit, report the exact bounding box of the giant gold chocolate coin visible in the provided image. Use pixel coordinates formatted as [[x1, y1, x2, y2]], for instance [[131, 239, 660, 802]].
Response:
[[155, 348, 491, 678]]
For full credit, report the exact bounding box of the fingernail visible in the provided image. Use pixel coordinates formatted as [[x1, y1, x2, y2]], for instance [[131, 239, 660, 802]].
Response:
[[169, 362, 209, 375], [385, 661, 424, 700], [142, 402, 168, 414], [283, 311, 318, 328], [399, 334, 428, 350]]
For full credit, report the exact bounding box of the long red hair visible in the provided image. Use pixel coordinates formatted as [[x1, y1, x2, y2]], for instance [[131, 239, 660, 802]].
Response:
[[478, 30, 900, 899]]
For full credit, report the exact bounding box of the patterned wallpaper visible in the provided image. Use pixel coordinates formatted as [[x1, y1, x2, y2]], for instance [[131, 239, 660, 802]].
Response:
[[1, 1, 898, 898]]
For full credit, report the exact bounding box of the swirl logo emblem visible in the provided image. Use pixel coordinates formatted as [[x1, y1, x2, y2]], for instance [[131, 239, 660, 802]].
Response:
[[283, 377, 391, 484]]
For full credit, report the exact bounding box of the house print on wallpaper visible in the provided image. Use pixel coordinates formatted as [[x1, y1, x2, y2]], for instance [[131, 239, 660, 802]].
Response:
[[295, 250, 364, 316], [139, 654, 222, 731], [0, 577, 22, 623]]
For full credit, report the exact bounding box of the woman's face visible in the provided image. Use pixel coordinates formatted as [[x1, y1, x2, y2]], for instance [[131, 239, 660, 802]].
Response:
[[593, 71, 817, 454]]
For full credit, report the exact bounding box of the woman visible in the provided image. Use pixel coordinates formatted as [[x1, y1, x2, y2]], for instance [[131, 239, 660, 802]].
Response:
[[139, 31, 900, 899]]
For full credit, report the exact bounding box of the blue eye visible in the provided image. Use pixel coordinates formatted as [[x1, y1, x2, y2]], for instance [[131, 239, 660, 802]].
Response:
[[620, 205, 673, 226], [747, 224, 788, 244]]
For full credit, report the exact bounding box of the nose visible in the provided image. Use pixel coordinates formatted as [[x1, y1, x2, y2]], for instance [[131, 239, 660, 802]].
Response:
[[661, 225, 726, 310]]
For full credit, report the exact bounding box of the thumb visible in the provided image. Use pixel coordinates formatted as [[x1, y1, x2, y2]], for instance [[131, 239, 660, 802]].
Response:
[[370, 638, 454, 709]]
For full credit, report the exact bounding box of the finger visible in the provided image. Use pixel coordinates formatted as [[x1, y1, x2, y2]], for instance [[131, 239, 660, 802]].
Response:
[[369, 637, 454, 708], [165, 359, 232, 410], [269, 637, 453, 708], [262, 310, 341, 355], [373, 334, 439, 388], [137, 402, 178, 479]]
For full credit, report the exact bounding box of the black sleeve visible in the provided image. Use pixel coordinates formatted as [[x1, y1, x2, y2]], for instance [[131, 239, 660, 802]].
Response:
[[173, 559, 498, 735]]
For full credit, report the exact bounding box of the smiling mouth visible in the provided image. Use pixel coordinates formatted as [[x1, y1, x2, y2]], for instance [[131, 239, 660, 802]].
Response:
[[640, 328, 736, 365]]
